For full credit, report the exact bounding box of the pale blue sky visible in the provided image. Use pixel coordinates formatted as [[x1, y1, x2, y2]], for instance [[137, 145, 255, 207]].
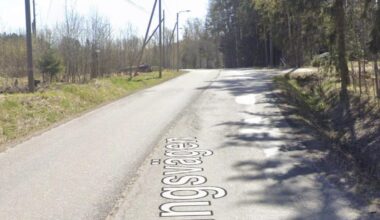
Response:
[[0, 0, 209, 36]]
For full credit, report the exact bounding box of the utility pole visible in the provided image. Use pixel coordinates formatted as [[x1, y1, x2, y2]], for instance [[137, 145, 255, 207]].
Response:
[[170, 23, 177, 69], [25, 0, 34, 92], [135, 0, 158, 76], [158, 0, 162, 78], [176, 12, 179, 72], [32, 0, 37, 36], [163, 10, 166, 68]]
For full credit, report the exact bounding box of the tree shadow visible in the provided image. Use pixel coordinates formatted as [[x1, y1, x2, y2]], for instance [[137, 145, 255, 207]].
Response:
[[197, 70, 277, 97], [197, 69, 376, 219]]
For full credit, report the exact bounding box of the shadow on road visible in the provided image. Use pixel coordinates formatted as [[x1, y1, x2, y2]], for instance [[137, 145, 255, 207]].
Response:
[[197, 69, 373, 219]]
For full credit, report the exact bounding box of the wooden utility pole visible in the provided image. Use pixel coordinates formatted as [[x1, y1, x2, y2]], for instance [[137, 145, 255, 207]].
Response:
[[163, 10, 166, 68], [32, 0, 37, 36], [159, 0, 162, 78], [169, 23, 177, 69], [334, 0, 350, 105], [176, 12, 179, 72], [25, 0, 35, 92], [135, 0, 158, 77]]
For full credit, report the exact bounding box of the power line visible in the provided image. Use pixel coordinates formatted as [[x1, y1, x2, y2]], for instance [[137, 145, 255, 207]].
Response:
[[162, 0, 172, 16], [46, 0, 53, 21], [123, 0, 149, 14]]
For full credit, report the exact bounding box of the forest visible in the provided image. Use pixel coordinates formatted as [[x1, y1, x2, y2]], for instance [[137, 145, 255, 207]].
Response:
[[178, 0, 380, 108], [201, 0, 380, 181], [0, 7, 180, 89], [205, 0, 379, 68], [1, 1, 379, 85]]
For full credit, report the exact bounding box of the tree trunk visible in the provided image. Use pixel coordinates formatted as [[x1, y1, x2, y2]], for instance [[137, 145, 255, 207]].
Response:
[[269, 29, 274, 67], [334, 0, 350, 106], [350, 61, 356, 93], [374, 54, 380, 98], [286, 10, 295, 66], [234, 26, 240, 67], [264, 28, 269, 67], [359, 60, 363, 96], [363, 60, 370, 95]]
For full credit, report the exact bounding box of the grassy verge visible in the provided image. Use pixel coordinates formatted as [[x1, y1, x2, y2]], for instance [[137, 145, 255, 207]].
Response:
[[0, 70, 181, 149], [273, 75, 331, 134], [274, 72, 380, 209]]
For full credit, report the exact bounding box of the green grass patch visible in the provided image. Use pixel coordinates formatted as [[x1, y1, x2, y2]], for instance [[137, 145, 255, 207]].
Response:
[[0, 70, 181, 148], [274, 75, 329, 113]]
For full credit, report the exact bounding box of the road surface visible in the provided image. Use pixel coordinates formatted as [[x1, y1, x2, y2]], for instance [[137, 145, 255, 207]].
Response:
[[0, 69, 366, 219]]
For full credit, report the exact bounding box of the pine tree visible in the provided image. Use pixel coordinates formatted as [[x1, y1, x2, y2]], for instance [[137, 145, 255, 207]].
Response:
[[38, 49, 62, 83]]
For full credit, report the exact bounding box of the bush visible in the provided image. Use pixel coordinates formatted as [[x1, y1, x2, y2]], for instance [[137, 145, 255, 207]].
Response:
[[38, 49, 62, 83], [311, 52, 330, 67]]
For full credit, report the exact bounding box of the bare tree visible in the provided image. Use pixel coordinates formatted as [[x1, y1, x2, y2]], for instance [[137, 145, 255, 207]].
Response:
[[86, 12, 112, 78], [57, 4, 83, 82], [121, 24, 141, 73]]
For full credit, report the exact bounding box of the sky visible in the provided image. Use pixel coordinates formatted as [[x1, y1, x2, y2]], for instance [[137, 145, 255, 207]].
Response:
[[0, 0, 209, 36]]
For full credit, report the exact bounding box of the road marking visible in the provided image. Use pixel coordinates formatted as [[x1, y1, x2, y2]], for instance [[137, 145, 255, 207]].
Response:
[[243, 117, 268, 125], [158, 137, 227, 218], [235, 94, 256, 105], [239, 127, 278, 135], [227, 76, 252, 80], [238, 128, 258, 135], [264, 168, 277, 174], [151, 159, 161, 165], [263, 147, 280, 157]]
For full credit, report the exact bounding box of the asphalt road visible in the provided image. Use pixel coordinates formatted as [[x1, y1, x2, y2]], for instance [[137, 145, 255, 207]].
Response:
[[0, 70, 219, 220], [0, 69, 366, 220]]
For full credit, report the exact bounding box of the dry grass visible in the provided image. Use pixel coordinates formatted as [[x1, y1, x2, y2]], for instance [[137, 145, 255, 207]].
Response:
[[274, 73, 380, 211], [0, 75, 28, 88], [0, 70, 181, 150]]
